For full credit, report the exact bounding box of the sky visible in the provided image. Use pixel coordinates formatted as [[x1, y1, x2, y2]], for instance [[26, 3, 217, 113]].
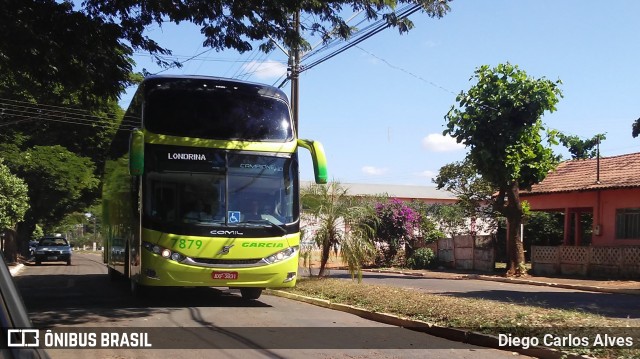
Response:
[[118, 0, 640, 187]]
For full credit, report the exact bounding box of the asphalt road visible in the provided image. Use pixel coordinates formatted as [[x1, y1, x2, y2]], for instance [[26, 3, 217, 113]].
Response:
[[321, 268, 640, 320], [12, 253, 533, 359]]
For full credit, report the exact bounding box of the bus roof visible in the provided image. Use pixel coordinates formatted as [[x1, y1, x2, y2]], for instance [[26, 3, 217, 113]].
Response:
[[141, 75, 289, 104]]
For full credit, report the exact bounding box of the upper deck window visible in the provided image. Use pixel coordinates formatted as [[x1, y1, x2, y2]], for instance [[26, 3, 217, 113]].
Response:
[[144, 79, 293, 141]]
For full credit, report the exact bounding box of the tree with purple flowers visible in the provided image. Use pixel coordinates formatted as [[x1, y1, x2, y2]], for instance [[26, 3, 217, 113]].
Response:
[[374, 199, 420, 265]]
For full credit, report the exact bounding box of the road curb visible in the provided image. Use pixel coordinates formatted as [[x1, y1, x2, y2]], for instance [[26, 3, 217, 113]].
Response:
[[9, 263, 24, 276], [267, 289, 591, 359], [470, 274, 640, 295]]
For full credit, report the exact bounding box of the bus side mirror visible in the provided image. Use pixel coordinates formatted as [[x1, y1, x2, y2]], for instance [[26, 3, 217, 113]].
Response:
[[297, 139, 328, 184], [129, 129, 144, 176]]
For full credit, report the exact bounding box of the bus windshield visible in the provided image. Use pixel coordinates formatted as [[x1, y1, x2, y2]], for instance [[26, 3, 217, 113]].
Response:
[[144, 79, 293, 141], [142, 151, 299, 237]]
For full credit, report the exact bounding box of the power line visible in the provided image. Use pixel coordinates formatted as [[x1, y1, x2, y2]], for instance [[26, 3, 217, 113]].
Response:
[[355, 46, 456, 97], [0, 111, 137, 131], [0, 99, 138, 131], [301, 5, 422, 73], [153, 48, 214, 75], [231, 48, 261, 79], [275, 5, 414, 88], [0, 98, 139, 124], [134, 52, 286, 64]]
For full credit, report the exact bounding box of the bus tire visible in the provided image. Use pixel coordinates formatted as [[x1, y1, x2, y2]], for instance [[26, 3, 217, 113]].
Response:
[[240, 288, 262, 300], [130, 279, 148, 298], [108, 266, 119, 281]]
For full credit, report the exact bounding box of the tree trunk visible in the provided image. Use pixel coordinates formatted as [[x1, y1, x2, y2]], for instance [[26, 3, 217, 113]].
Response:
[[17, 220, 36, 257], [506, 214, 526, 276], [318, 235, 332, 277], [504, 181, 526, 277], [2, 228, 18, 264]]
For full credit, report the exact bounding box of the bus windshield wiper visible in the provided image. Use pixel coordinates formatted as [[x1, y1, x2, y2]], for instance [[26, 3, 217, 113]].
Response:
[[244, 219, 287, 235]]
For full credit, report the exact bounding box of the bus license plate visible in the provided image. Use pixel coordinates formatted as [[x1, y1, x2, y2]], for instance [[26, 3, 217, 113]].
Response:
[[211, 271, 238, 280]]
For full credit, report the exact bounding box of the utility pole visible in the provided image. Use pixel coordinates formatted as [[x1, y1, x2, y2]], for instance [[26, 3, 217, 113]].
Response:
[[596, 134, 601, 184], [290, 10, 301, 134]]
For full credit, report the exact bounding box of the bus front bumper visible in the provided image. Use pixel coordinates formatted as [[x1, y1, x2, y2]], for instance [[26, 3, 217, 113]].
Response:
[[138, 250, 299, 288]]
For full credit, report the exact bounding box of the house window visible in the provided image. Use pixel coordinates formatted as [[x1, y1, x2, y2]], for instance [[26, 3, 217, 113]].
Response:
[[615, 208, 640, 239]]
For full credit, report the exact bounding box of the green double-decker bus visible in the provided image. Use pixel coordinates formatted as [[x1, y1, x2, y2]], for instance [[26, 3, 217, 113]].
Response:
[[102, 75, 327, 299]]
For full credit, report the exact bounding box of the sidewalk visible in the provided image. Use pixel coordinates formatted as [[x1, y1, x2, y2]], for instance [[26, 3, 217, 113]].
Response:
[[363, 267, 640, 295], [8, 262, 24, 276]]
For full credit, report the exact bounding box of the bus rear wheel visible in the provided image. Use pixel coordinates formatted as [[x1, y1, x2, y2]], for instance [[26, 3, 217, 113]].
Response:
[[240, 288, 262, 300]]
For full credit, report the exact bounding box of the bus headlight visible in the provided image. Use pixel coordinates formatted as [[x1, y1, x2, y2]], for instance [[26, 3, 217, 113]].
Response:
[[143, 241, 185, 263], [264, 246, 298, 264]]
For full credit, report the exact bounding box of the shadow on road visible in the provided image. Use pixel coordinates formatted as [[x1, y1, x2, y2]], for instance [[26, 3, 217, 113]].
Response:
[[14, 273, 271, 328]]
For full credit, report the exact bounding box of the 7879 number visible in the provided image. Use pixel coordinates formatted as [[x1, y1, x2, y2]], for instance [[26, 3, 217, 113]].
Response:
[[171, 238, 203, 249]]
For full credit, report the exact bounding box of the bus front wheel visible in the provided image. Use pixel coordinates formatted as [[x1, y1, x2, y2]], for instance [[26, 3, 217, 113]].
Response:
[[240, 288, 262, 300], [130, 279, 148, 298]]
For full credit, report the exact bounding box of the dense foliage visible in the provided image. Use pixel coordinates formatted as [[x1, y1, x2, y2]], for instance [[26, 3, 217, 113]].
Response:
[[82, 0, 451, 58], [0, 161, 29, 231], [406, 247, 436, 269], [0, 161, 29, 261]]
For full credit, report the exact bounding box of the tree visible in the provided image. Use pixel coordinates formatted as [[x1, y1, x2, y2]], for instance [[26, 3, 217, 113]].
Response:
[[0, 0, 134, 105], [0, 0, 129, 169], [433, 158, 497, 234], [82, 0, 451, 59], [0, 0, 131, 206], [407, 201, 444, 244], [557, 133, 606, 160], [444, 63, 562, 276], [423, 203, 467, 238], [301, 182, 377, 279], [0, 160, 29, 262], [1, 0, 131, 250], [1, 145, 99, 254]]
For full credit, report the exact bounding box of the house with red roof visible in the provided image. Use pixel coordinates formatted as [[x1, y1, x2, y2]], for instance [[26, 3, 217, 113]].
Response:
[[519, 152, 640, 277]]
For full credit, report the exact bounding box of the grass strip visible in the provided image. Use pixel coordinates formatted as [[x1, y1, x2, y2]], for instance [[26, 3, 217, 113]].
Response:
[[282, 277, 640, 358]]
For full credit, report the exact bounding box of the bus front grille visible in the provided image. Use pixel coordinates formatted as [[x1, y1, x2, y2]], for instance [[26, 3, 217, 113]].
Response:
[[185, 257, 266, 268]]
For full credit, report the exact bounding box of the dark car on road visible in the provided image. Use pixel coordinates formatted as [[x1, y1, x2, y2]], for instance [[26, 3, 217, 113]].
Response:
[[34, 236, 72, 265], [28, 240, 38, 257]]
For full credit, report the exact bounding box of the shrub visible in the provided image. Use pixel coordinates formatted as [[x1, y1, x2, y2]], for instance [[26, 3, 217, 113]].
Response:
[[374, 199, 420, 266], [406, 247, 436, 269]]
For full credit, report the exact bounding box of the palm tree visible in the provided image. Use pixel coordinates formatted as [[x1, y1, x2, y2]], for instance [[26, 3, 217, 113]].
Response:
[[301, 182, 377, 280]]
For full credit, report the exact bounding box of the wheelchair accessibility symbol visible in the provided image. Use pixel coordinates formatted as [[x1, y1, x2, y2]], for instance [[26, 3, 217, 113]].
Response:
[[228, 211, 241, 223]]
